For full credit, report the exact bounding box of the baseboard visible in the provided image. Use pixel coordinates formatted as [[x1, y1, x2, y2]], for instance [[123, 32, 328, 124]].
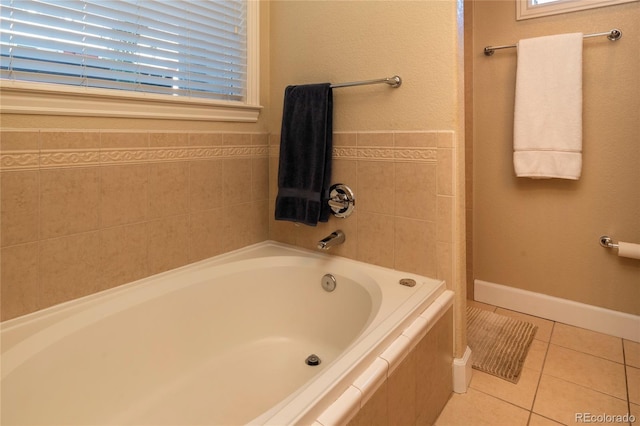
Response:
[[474, 279, 640, 342], [452, 346, 473, 393]]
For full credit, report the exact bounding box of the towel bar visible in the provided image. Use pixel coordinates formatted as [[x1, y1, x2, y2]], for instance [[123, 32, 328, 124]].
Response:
[[484, 29, 622, 56], [330, 75, 401, 89]]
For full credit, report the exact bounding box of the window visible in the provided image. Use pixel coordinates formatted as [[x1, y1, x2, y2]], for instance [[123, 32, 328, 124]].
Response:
[[0, 0, 260, 121], [516, 0, 638, 20]]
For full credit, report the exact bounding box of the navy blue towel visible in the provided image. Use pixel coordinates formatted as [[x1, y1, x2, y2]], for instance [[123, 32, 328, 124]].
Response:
[[275, 83, 333, 226]]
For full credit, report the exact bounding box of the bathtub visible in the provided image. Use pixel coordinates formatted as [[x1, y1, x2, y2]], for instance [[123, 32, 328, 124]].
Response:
[[1, 241, 452, 425]]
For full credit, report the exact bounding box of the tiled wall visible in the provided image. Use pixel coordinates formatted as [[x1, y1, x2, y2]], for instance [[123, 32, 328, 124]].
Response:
[[269, 131, 456, 288], [0, 130, 269, 320], [347, 306, 453, 425]]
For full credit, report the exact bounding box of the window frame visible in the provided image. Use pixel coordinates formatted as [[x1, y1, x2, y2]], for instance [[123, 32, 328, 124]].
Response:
[[0, 1, 261, 122], [516, 0, 638, 20]]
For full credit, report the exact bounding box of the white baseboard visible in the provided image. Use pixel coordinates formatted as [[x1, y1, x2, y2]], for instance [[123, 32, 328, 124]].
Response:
[[474, 280, 640, 342], [452, 346, 473, 393]]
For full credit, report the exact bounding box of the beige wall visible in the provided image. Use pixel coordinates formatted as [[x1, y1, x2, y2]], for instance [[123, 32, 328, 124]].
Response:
[[268, 0, 467, 358], [472, 1, 640, 315]]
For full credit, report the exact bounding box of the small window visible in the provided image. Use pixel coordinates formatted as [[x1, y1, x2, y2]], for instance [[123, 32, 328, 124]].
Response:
[[0, 0, 260, 121], [517, 0, 638, 20]]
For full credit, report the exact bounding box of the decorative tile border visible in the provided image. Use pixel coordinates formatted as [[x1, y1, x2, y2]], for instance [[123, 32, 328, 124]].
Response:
[[0, 145, 270, 171], [270, 146, 438, 163]]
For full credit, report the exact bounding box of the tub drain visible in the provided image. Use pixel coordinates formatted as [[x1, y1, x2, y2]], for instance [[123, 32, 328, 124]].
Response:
[[305, 354, 321, 366]]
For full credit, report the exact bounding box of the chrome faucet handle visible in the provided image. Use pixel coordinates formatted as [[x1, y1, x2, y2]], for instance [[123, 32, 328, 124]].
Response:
[[328, 184, 355, 218]]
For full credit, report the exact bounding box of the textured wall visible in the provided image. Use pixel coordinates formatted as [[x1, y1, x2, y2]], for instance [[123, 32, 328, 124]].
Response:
[[472, 1, 640, 314]]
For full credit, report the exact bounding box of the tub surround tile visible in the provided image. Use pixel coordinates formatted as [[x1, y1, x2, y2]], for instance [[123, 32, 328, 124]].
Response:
[[148, 161, 189, 218], [357, 132, 394, 147], [146, 215, 190, 275], [394, 162, 436, 221], [39, 232, 102, 308], [189, 208, 225, 262], [188, 132, 223, 147], [1, 170, 39, 247], [40, 131, 100, 150], [251, 157, 269, 201], [39, 167, 101, 239], [394, 217, 437, 277], [1, 130, 40, 151], [1, 243, 40, 321], [223, 133, 252, 146], [387, 351, 417, 426], [356, 212, 394, 269], [100, 131, 149, 149], [189, 159, 223, 212], [100, 164, 149, 227], [349, 381, 388, 426], [393, 131, 438, 148], [379, 335, 412, 375], [357, 161, 394, 215], [100, 223, 148, 290], [149, 132, 188, 148], [437, 195, 454, 243], [318, 385, 362, 426], [223, 158, 252, 206], [352, 358, 388, 406]]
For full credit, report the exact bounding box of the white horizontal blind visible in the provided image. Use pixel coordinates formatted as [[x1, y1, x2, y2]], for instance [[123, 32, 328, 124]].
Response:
[[0, 0, 247, 102]]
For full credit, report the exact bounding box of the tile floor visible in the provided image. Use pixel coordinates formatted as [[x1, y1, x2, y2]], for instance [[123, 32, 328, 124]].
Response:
[[435, 300, 640, 426]]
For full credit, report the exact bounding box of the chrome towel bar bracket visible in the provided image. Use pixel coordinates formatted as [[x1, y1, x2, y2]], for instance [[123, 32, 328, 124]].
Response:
[[600, 235, 619, 249]]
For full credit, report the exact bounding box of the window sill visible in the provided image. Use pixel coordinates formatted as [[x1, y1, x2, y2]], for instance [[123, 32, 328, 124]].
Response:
[[0, 80, 262, 122]]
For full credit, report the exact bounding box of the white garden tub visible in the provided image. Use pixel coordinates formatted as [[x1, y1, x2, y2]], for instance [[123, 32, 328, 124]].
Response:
[[1, 241, 451, 425]]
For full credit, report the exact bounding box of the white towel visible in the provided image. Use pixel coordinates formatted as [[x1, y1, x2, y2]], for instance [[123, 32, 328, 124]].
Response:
[[514, 33, 583, 180]]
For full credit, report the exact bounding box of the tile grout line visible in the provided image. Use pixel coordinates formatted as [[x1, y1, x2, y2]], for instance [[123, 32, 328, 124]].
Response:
[[527, 321, 556, 425]]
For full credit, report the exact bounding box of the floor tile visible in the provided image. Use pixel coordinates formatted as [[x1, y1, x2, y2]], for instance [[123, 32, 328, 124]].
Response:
[[434, 387, 529, 426], [524, 339, 549, 372], [528, 413, 564, 426], [494, 308, 554, 342], [468, 300, 496, 312], [628, 365, 640, 405], [624, 340, 640, 368], [551, 323, 623, 364], [631, 403, 639, 421], [469, 367, 540, 410], [543, 344, 626, 400], [533, 374, 629, 425]]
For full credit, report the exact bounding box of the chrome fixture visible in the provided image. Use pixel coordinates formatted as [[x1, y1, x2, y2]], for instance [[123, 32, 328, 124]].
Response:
[[321, 274, 337, 292], [330, 75, 402, 89], [484, 28, 622, 56], [328, 183, 355, 218], [317, 230, 345, 250], [599, 235, 619, 249]]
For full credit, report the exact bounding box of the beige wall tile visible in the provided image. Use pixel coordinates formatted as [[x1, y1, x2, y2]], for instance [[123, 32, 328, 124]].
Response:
[[437, 131, 455, 148], [437, 241, 453, 288], [437, 148, 454, 196], [100, 223, 148, 290], [223, 158, 252, 206], [533, 374, 629, 425], [149, 132, 188, 147], [357, 161, 394, 215], [39, 232, 102, 308], [1, 171, 39, 247], [189, 208, 225, 262], [251, 157, 269, 201], [394, 217, 436, 277], [357, 132, 393, 147], [387, 351, 417, 426], [1, 130, 40, 151], [394, 162, 436, 221], [247, 200, 269, 246], [351, 380, 388, 426], [223, 133, 252, 146], [331, 159, 357, 194], [251, 133, 269, 146], [188, 133, 223, 146], [147, 215, 189, 275], [100, 132, 148, 149], [189, 159, 223, 212], [40, 131, 100, 150], [437, 195, 453, 243], [148, 161, 189, 218], [1, 243, 40, 320], [40, 167, 100, 239], [221, 204, 254, 253], [543, 344, 626, 400], [356, 212, 394, 268], [333, 132, 357, 147], [394, 131, 438, 148], [269, 155, 279, 200], [550, 323, 624, 364], [101, 164, 148, 227]]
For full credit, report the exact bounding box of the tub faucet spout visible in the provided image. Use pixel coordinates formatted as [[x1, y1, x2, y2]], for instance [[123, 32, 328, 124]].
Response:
[[317, 230, 345, 250]]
